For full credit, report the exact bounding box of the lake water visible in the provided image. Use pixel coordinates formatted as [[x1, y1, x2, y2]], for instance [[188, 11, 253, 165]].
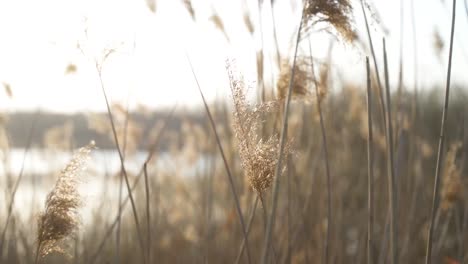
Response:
[[0, 148, 212, 224]]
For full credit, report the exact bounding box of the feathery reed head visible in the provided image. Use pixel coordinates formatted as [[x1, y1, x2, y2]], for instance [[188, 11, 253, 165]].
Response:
[[36, 141, 95, 259], [227, 61, 291, 195], [440, 142, 463, 211], [277, 57, 313, 103], [277, 56, 328, 103], [302, 0, 356, 42]]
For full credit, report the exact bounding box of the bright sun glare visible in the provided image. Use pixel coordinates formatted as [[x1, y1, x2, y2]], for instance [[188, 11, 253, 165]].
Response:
[[0, 0, 467, 113]]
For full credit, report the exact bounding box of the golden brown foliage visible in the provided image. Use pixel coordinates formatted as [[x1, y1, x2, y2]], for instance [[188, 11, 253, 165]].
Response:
[[276, 57, 328, 103], [36, 141, 95, 259], [227, 62, 291, 195], [303, 0, 356, 42], [277, 57, 313, 102]]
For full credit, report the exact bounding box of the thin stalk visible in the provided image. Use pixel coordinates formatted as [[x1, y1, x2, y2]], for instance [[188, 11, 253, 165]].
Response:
[[186, 54, 252, 264], [235, 196, 259, 264], [308, 40, 332, 264], [395, 0, 404, 146], [425, 0, 457, 263], [143, 163, 151, 263], [96, 67, 146, 264], [88, 105, 176, 264], [258, 194, 279, 264], [465, 0, 468, 18], [383, 38, 398, 264], [269, 0, 281, 66], [360, 0, 387, 132], [34, 241, 42, 264], [459, 205, 467, 261], [366, 57, 375, 264], [410, 0, 418, 119], [0, 111, 38, 252], [260, 4, 304, 263], [115, 96, 130, 264], [286, 156, 292, 264], [257, 0, 266, 103]]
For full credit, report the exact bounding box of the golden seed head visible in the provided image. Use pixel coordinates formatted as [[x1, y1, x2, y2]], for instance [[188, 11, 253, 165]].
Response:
[[36, 141, 95, 258], [303, 0, 356, 43], [227, 60, 292, 195], [276, 57, 313, 103]]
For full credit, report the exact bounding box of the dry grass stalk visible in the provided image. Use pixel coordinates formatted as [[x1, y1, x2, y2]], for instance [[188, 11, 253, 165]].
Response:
[[365, 57, 375, 264], [440, 142, 463, 211], [35, 141, 95, 262], [425, 1, 457, 263], [88, 107, 176, 264], [317, 62, 329, 101], [308, 40, 333, 264], [303, 0, 357, 42], [227, 62, 291, 196], [257, 51, 264, 92], [359, 0, 387, 135], [261, 6, 305, 262], [187, 55, 252, 264], [383, 38, 398, 264]]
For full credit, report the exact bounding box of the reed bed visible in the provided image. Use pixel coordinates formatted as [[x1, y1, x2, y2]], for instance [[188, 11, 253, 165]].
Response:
[[1, 0, 468, 263]]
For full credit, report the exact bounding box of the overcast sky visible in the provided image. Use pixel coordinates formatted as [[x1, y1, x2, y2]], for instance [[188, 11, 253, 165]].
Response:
[[0, 0, 466, 113]]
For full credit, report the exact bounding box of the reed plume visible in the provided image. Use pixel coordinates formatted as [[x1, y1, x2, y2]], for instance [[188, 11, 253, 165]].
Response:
[[277, 57, 328, 103], [35, 141, 95, 262], [227, 61, 291, 196], [303, 0, 356, 42], [277, 57, 313, 103]]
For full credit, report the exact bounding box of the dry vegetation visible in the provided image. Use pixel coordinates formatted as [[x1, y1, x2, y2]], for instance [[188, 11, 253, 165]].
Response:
[[1, 0, 468, 264]]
